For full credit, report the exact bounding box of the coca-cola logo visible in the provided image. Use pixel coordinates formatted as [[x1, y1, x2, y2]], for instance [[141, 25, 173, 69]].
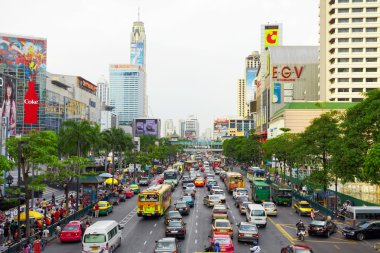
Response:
[[24, 99, 39, 104]]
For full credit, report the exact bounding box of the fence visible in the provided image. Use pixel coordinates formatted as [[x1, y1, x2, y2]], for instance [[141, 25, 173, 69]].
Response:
[[293, 191, 334, 218], [2, 193, 111, 253]]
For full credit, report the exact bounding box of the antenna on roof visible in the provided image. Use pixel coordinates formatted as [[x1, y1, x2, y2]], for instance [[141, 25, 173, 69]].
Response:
[[138, 7, 140, 21]]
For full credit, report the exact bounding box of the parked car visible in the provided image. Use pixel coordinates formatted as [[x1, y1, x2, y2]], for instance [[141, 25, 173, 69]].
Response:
[[174, 201, 190, 215], [262, 202, 278, 216], [342, 220, 380, 241], [164, 211, 183, 225], [92, 201, 113, 216], [308, 220, 337, 237], [212, 205, 228, 221], [59, 221, 84, 242], [236, 222, 259, 242], [154, 237, 182, 253], [281, 245, 314, 253], [165, 220, 186, 239], [125, 187, 134, 198]]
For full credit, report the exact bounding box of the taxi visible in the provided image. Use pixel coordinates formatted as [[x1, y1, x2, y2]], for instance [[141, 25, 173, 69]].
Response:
[[194, 178, 205, 187], [212, 219, 233, 238], [208, 233, 234, 253], [59, 221, 83, 242], [130, 184, 140, 194], [294, 201, 313, 216], [125, 187, 134, 198], [93, 201, 113, 216]]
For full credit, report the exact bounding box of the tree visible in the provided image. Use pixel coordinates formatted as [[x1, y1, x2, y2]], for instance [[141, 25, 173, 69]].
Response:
[[6, 131, 58, 237], [0, 155, 15, 199]]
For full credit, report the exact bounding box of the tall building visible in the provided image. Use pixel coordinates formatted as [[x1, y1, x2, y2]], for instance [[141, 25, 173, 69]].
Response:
[[245, 51, 260, 118], [130, 19, 146, 68], [184, 115, 199, 140], [319, 0, 380, 102], [203, 128, 212, 140], [96, 75, 110, 106], [109, 64, 146, 125], [178, 119, 185, 138], [164, 119, 175, 137], [237, 79, 247, 118]]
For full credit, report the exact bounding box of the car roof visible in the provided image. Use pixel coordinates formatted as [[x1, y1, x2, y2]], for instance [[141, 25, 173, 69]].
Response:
[[213, 205, 227, 209], [158, 237, 176, 242], [299, 201, 309, 204], [214, 219, 230, 222], [262, 202, 275, 205], [293, 244, 313, 249], [213, 233, 230, 239], [168, 211, 180, 214], [239, 221, 256, 227], [98, 201, 108, 204], [67, 221, 81, 225]]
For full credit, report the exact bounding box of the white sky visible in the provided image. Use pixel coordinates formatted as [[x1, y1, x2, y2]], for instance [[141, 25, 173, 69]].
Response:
[[1, 0, 319, 133]]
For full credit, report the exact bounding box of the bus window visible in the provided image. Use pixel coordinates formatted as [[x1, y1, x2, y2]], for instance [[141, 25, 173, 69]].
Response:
[[139, 194, 158, 202]]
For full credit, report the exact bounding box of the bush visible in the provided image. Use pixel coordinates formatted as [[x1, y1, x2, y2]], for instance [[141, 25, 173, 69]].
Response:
[[0, 198, 19, 211]]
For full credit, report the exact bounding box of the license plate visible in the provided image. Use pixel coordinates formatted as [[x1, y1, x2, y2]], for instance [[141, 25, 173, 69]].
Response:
[[171, 231, 178, 233], [90, 246, 99, 250], [147, 213, 151, 216], [245, 233, 251, 237], [66, 233, 71, 236], [220, 229, 227, 232], [221, 248, 226, 252], [179, 209, 183, 211]]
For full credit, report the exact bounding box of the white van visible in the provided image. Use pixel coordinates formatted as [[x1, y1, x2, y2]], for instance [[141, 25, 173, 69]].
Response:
[[82, 220, 123, 253], [246, 204, 267, 228]]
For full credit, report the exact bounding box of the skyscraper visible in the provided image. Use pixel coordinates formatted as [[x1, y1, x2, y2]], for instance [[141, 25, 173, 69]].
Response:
[[184, 115, 199, 140], [237, 78, 247, 118], [96, 75, 110, 106], [319, 0, 380, 102]]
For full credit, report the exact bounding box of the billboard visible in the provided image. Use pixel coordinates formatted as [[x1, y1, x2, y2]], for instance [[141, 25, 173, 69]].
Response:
[[0, 74, 17, 136], [130, 42, 144, 66], [134, 118, 159, 136], [273, 83, 281, 104], [264, 25, 280, 47], [246, 67, 258, 103]]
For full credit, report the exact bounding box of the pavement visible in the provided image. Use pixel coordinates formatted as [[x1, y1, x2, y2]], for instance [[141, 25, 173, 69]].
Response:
[[43, 168, 379, 253]]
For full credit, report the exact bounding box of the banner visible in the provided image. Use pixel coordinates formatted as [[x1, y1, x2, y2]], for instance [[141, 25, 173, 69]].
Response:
[[130, 42, 144, 66], [273, 83, 281, 104]]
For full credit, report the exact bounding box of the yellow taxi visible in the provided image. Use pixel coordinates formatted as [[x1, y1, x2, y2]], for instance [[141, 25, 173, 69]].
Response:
[[194, 178, 205, 187], [92, 201, 113, 216], [294, 201, 313, 216], [212, 219, 233, 238], [130, 184, 140, 194]]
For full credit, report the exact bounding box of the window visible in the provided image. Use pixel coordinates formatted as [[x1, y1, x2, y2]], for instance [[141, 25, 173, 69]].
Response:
[[366, 78, 378, 82], [338, 48, 349, 53], [366, 7, 377, 12], [353, 0, 363, 2], [352, 8, 363, 12], [338, 58, 349, 62], [352, 18, 363, 22], [366, 58, 378, 62], [366, 37, 377, 42], [338, 38, 349, 43], [366, 48, 377, 52], [352, 68, 363, 72], [338, 18, 349, 23], [366, 27, 377, 32], [352, 48, 363, 52], [366, 0, 377, 2], [338, 88, 349, 92], [352, 78, 363, 82], [352, 28, 363, 32], [352, 88, 363, 92], [338, 0, 349, 2], [338, 28, 349, 33], [366, 68, 377, 72], [352, 58, 363, 62], [366, 17, 377, 22], [338, 98, 349, 101], [338, 68, 349, 72], [338, 8, 349, 13], [352, 38, 363, 42], [352, 98, 364, 102], [338, 78, 349, 82]]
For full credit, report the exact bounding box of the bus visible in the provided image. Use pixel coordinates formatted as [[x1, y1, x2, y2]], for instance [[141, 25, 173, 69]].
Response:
[[173, 162, 184, 176], [185, 160, 195, 171], [247, 167, 265, 182], [163, 169, 179, 186], [252, 181, 270, 203], [345, 206, 380, 226], [271, 183, 292, 206], [137, 184, 172, 217], [225, 172, 245, 193]]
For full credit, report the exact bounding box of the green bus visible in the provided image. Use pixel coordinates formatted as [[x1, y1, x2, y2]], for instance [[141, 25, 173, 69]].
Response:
[[251, 181, 270, 203], [271, 183, 292, 206]]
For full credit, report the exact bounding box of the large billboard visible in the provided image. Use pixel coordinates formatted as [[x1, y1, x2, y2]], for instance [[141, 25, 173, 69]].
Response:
[[213, 119, 229, 140], [264, 25, 280, 47], [246, 67, 258, 103], [130, 42, 144, 66], [134, 118, 159, 136]]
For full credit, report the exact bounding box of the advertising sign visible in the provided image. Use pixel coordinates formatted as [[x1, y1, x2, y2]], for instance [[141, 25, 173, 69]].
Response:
[[272, 65, 303, 81], [246, 67, 258, 103], [185, 130, 196, 139], [0, 74, 17, 136], [134, 119, 158, 136], [264, 25, 280, 47], [130, 42, 144, 66], [78, 77, 97, 94], [273, 83, 281, 104]]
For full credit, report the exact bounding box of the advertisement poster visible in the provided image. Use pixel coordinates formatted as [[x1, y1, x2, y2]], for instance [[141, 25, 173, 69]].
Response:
[[273, 83, 281, 104], [264, 25, 280, 47], [246, 67, 258, 103], [130, 42, 144, 66], [134, 119, 158, 136]]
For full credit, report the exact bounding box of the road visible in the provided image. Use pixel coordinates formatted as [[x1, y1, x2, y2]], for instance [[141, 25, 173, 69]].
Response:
[[44, 168, 378, 253]]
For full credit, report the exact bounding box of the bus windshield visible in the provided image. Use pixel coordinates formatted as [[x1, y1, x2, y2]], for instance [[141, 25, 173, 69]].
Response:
[[139, 194, 159, 202], [279, 190, 292, 197], [230, 176, 243, 182], [164, 171, 177, 180]]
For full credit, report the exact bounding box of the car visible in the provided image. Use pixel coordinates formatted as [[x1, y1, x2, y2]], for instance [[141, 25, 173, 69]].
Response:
[[294, 201, 313, 216], [185, 183, 196, 191], [281, 244, 314, 253], [181, 195, 195, 207], [59, 221, 84, 242], [174, 201, 190, 215], [212, 205, 228, 221], [154, 237, 182, 253], [196, 172, 202, 178], [342, 220, 380, 241], [164, 211, 183, 225], [92, 201, 113, 216], [203, 194, 222, 208], [189, 173, 196, 181], [201, 167, 205, 172], [236, 221, 259, 242], [209, 185, 222, 192], [211, 189, 226, 203], [262, 202, 278, 216], [139, 176, 150, 186], [183, 188, 196, 198], [204, 173, 214, 180], [165, 220, 186, 239], [125, 187, 134, 198], [157, 174, 165, 184], [308, 219, 337, 237], [235, 195, 249, 208], [182, 176, 193, 188], [129, 184, 140, 194], [239, 201, 253, 214], [212, 219, 233, 238], [220, 171, 227, 181], [233, 188, 249, 199], [194, 178, 205, 187], [207, 233, 234, 253], [214, 167, 221, 175], [206, 180, 218, 191]]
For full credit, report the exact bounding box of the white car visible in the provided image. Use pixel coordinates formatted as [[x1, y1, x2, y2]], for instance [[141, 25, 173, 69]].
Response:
[[211, 189, 226, 203], [262, 202, 278, 216], [233, 188, 248, 199], [185, 183, 196, 191]]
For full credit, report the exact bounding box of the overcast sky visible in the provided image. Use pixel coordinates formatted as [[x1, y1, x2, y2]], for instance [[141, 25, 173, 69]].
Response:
[[1, 0, 319, 133]]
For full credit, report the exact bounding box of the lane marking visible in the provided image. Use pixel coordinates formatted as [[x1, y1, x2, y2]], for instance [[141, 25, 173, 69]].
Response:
[[334, 245, 340, 250], [196, 222, 198, 226], [150, 230, 153, 235], [195, 239, 198, 244], [154, 223, 157, 227], [268, 217, 295, 244], [144, 240, 147, 245], [196, 229, 198, 234]]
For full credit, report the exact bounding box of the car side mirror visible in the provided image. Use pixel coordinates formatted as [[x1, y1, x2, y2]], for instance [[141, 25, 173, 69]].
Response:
[[118, 224, 124, 230]]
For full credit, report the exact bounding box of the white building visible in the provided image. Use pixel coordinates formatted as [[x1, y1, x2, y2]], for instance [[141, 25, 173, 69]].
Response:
[[184, 115, 199, 140], [164, 119, 175, 137], [96, 75, 110, 106], [178, 119, 185, 138], [100, 110, 118, 131], [237, 79, 247, 118], [319, 0, 380, 102]]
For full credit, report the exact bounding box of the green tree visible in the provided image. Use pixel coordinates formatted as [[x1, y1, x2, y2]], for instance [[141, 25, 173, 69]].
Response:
[[0, 155, 15, 199]]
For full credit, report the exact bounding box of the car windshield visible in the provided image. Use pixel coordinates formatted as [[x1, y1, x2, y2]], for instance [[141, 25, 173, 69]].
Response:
[[210, 195, 220, 201], [176, 203, 187, 208], [311, 220, 326, 226], [156, 241, 175, 250], [214, 190, 224, 195], [243, 202, 252, 207], [168, 212, 181, 218], [299, 204, 311, 208], [168, 221, 182, 228], [238, 196, 249, 201], [208, 181, 217, 184], [84, 234, 106, 243], [187, 183, 195, 187], [139, 194, 159, 202], [263, 203, 275, 209], [98, 203, 107, 207], [182, 196, 192, 201], [63, 225, 79, 231], [215, 221, 230, 228], [356, 222, 371, 229], [295, 250, 312, 253], [214, 237, 231, 245], [240, 224, 258, 232], [237, 189, 248, 194], [251, 210, 265, 216]]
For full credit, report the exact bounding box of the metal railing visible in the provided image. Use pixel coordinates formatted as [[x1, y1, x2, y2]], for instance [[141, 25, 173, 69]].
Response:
[[293, 191, 334, 218]]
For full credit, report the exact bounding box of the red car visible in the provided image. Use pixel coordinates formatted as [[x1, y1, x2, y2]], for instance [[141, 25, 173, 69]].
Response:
[[201, 167, 205, 172], [194, 178, 205, 187], [125, 187, 134, 198], [157, 174, 164, 184], [60, 221, 83, 242], [281, 245, 314, 253], [208, 233, 234, 253]]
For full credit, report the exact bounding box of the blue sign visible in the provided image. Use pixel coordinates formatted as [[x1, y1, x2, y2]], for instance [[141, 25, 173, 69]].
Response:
[[273, 83, 281, 104]]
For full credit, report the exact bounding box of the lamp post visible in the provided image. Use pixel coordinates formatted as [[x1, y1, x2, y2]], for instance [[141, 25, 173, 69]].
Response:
[[6, 173, 13, 189]]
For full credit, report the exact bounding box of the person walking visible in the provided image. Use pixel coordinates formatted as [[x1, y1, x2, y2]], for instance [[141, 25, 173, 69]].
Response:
[[23, 242, 31, 253], [33, 236, 42, 253], [51, 193, 55, 205], [311, 209, 315, 220], [94, 203, 100, 218], [42, 227, 49, 251]]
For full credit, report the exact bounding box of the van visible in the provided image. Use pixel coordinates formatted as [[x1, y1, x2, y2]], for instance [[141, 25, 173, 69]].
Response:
[[246, 204, 267, 228], [82, 220, 123, 253]]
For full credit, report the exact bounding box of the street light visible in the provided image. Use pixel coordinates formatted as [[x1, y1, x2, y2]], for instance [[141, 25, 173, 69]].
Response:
[[6, 173, 13, 189]]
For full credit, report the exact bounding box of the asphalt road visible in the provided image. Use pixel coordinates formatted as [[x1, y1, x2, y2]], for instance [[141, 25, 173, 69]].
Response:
[[44, 168, 378, 253]]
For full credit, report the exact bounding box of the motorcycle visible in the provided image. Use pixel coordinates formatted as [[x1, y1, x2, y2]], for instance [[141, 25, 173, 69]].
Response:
[[297, 229, 306, 241]]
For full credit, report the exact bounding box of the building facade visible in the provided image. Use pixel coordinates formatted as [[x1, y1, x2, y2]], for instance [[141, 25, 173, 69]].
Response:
[[184, 115, 199, 140], [237, 79, 247, 118], [96, 76, 110, 106], [245, 51, 260, 118], [163, 119, 175, 137], [319, 0, 380, 102], [213, 118, 255, 140], [109, 64, 146, 125], [178, 119, 185, 138], [100, 110, 118, 131]]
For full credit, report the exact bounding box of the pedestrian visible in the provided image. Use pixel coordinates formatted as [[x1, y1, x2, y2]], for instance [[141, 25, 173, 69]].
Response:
[[33, 236, 42, 253], [23, 242, 31, 253], [311, 209, 315, 220], [51, 193, 55, 205], [55, 224, 61, 238], [42, 226, 49, 250], [213, 241, 221, 252], [94, 203, 99, 218], [0, 224, 4, 244]]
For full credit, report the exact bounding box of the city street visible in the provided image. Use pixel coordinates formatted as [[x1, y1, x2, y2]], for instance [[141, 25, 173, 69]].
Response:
[[44, 169, 378, 253]]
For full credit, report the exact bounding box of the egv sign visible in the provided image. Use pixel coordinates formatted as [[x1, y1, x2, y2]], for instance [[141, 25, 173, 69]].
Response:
[[272, 66, 303, 81]]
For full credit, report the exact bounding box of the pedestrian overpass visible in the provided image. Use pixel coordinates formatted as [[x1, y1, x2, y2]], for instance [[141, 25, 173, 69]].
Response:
[[172, 141, 223, 152]]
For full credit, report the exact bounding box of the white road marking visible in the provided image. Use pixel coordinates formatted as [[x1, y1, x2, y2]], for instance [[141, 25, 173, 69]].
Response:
[[144, 240, 147, 245], [195, 239, 198, 244], [196, 229, 198, 233], [154, 223, 157, 227], [150, 230, 153, 235], [196, 222, 198, 226]]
